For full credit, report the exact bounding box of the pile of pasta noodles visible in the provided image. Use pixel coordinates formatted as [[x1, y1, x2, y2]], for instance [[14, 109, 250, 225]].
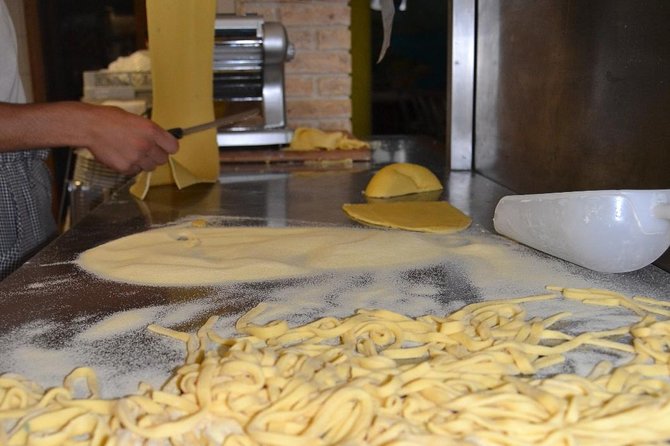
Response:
[[2, 287, 670, 445]]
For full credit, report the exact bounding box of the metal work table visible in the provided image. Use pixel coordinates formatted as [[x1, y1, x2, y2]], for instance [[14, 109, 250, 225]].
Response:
[[1, 136, 669, 397]]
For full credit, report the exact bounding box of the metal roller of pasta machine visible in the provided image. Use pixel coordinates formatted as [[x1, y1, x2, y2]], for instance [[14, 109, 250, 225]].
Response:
[[214, 15, 295, 148]]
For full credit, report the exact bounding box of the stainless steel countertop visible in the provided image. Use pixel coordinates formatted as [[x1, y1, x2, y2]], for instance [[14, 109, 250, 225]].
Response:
[[1, 136, 669, 397]]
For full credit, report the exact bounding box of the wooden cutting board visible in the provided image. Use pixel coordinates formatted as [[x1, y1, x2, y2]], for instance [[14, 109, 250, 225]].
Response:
[[219, 148, 371, 164]]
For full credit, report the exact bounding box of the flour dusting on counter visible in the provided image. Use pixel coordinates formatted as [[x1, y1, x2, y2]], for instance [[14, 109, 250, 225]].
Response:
[[0, 221, 669, 398]]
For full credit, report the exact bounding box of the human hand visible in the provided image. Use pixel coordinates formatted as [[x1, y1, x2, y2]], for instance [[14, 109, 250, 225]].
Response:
[[77, 103, 179, 175], [0, 101, 179, 175]]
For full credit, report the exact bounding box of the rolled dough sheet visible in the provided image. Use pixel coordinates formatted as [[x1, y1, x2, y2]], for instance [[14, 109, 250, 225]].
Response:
[[287, 127, 370, 151], [76, 225, 448, 286], [130, 0, 218, 199], [342, 201, 472, 233]]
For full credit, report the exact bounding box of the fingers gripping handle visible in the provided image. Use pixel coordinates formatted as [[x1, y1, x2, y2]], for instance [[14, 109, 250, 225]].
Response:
[[167, 128, 184, 139]]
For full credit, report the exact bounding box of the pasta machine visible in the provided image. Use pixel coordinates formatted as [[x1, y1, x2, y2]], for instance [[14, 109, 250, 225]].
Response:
[[214, 15, 295, 147]]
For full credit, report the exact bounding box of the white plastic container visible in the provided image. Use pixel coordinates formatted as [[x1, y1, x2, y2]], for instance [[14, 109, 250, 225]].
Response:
[[493, 190, 670, 273]]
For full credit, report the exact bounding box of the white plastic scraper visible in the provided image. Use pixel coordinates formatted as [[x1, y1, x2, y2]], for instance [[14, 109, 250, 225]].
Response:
[[493, 190, 670, 273]]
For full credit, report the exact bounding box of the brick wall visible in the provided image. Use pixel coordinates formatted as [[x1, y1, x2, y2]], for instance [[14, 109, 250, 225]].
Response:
[[236, 0, 353, 132]]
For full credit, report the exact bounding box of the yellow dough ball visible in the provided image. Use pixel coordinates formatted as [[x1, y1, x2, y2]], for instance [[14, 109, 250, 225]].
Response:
[[364, 163, 443, 198]]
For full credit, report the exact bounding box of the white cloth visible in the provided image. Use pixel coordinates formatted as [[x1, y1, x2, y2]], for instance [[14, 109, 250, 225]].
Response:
[[0, 0, 56, 280], [0, 0, 26, 104]]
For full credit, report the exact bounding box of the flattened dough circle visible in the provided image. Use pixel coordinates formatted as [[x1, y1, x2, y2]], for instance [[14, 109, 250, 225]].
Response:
[[365, 163, 443, 198], [342, 202, 472, 233], [76, 226, 448, 286]]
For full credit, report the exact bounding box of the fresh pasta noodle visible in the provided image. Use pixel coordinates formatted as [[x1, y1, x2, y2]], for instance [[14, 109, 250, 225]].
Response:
[[2, 287, 670, 445]]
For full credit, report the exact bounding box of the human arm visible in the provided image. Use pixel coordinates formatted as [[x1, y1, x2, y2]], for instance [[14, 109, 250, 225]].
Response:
[[0, 101, 178, 174]]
